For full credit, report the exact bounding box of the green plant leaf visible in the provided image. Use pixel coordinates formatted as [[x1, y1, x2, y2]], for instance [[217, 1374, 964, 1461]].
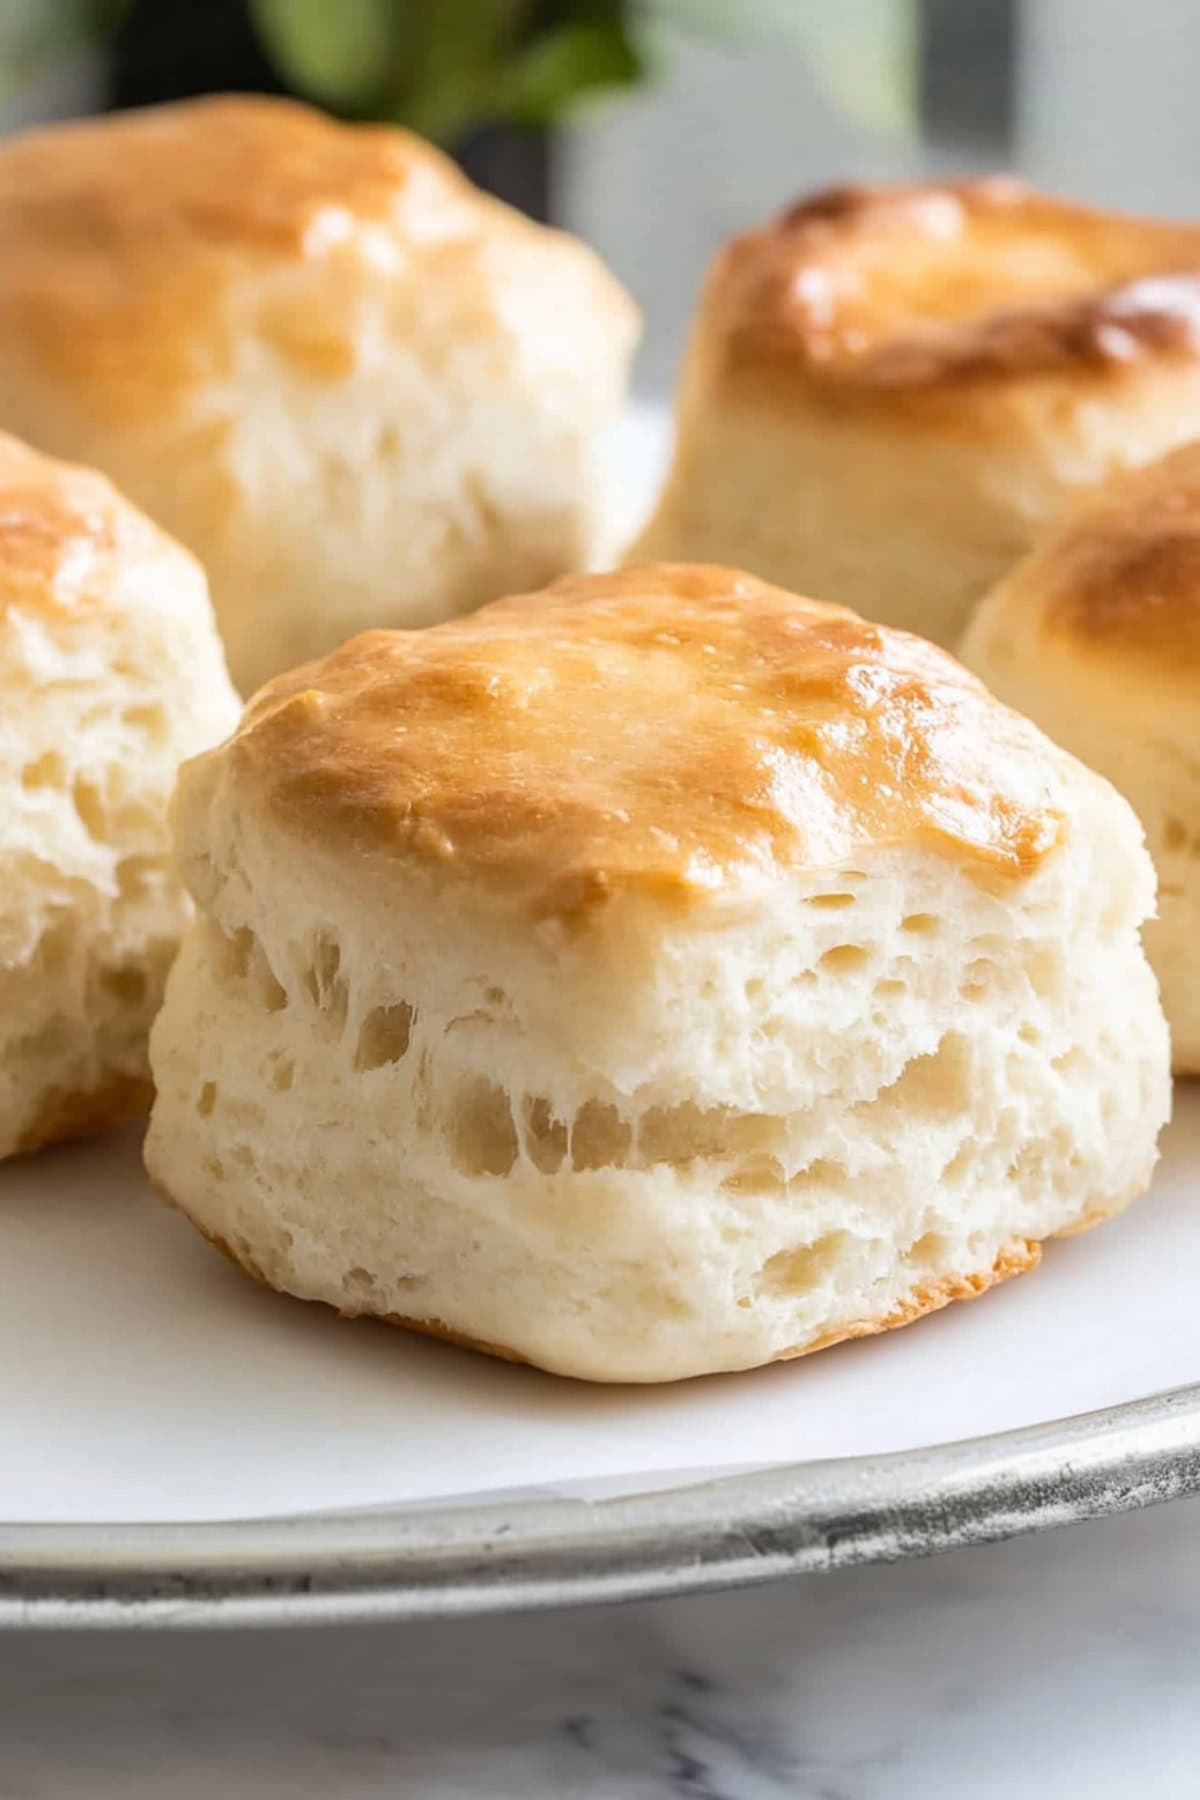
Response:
[[249, 0, 395, 107], [389, 63, 492, 144], [356, 0, 533, 142], [0, 0, 914, 150], [497, 19, 643, 125]]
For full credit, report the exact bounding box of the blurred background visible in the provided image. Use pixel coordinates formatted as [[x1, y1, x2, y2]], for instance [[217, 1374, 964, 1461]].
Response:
[[3, 0, 1198, 393]]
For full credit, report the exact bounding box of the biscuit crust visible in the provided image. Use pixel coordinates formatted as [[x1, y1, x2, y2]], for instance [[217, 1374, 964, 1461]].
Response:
[[199, 564, 1067, 927], [176, 1214, 1052, 1383], [0, 431, 201, 621], [996, 440, 1200, 674], [712, 179, 1200, 403], [0, 94, 633, 424]]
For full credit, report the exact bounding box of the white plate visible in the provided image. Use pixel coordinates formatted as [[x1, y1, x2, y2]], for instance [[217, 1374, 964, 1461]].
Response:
[[3, 406, 1199, 1624], [1, 1083, 1198, 1625], [2, 1090, 1198, 1530]]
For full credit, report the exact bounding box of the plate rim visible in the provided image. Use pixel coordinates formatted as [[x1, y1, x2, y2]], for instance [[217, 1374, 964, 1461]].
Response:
[[4, 1381, 1200, 1627]]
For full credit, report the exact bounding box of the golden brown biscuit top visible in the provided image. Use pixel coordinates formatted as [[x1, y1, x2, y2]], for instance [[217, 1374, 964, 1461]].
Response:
[[0, 94, 598, 411], [1013, 441, 1200, 670], [0, 430, 175, 621], [207, 565, 1066, 922], [711, 179, 1200, 395], [0, 92, 468, 261]]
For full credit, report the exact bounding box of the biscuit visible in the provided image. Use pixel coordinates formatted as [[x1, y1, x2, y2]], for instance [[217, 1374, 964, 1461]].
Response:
[[145, 564, 1169, 1380], [633, 179, 1200, 647], [962, 440, 1200, 1070], [0, 431, 239, 1158], [0, 95, 638, 693]]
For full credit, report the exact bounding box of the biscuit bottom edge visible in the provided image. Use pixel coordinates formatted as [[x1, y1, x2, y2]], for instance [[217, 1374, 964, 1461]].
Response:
[[154, 1169, 1151, 1383]]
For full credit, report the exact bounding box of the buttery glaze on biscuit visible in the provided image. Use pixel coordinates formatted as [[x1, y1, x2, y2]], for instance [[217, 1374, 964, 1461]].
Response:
[[0, 433, 168, 620], [0, 94, 521, 413], [221, 564, 1064, 920], [715, 179, 1200, 397], [1024, 441, 1200, 668]]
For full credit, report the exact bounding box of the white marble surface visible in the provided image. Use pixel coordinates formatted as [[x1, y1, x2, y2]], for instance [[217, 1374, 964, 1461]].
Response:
[[4, 1495, 1199, 1797]]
